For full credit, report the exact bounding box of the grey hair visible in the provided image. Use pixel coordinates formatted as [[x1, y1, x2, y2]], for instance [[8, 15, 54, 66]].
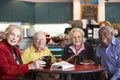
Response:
[[99, 26, 114, 33], [33, 31, 46, 40], [68, 28, 85, 40]]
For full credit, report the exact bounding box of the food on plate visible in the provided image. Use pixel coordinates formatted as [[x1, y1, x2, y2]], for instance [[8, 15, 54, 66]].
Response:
[[82, 60, 93, 63], [56, 58, 63, 62]]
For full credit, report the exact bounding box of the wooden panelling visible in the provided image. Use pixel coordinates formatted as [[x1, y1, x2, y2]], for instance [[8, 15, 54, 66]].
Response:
[[35, 2, 73, 23], [105, 2, 120, 23], [0, 1, 73, 23]]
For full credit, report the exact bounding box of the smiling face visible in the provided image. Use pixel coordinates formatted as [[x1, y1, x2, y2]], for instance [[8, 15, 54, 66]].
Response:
[[71, 31, 83, 47], [98, 26, 113, 47], [33, 32, 46, 51], [69, 28, 85, 48], [6, 29, 21, 46]]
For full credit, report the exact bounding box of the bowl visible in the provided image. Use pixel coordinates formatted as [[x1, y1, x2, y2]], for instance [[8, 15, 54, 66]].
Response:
[[51, 36, 64, 43]]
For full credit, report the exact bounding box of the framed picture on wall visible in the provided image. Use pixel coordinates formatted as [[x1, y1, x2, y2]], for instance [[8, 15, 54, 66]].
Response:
[[81, 4, 98, 22]]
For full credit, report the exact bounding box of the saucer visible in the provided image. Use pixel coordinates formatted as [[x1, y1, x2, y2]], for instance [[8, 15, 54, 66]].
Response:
[[80, 62, 95, 65]]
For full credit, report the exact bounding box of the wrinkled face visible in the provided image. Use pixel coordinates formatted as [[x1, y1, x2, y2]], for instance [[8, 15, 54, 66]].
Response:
[[34, 33, 46, 50], [6, 29, 20, 46], [99, 27, 113, 47], [71, 32, 83, 46]]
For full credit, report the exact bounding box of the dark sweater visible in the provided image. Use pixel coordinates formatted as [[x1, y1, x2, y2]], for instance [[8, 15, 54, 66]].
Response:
[[62, 42, 95, 63]]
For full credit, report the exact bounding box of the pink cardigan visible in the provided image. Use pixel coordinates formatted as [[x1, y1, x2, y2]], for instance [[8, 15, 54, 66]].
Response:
[[0, 39, 28, 79]]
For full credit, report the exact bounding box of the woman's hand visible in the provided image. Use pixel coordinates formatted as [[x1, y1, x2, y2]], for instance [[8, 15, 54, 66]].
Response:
[[28, 60, 46, 70]]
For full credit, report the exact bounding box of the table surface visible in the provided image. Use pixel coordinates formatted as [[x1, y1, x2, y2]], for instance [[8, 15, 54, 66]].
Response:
[[29, 64, 106, 74]]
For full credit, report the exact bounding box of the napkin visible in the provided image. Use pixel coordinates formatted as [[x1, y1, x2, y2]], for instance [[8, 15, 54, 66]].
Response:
[[50, 61, 74, 70]]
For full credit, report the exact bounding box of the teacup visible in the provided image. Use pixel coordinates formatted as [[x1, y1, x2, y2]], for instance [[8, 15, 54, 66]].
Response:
[[74, 55, 82, 64], [42, 56, 51, 68]]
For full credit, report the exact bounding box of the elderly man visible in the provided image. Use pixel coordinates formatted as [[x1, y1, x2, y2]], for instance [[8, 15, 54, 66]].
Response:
[[21, 31, 57, 80], [22, 31, 56, 64], [96, 26, 120, 80]]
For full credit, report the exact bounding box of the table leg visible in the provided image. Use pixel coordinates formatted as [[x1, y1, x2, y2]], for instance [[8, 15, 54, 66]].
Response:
[[66, 74, 72, 80], [61, 74, 71, 80], [28, 72, 37, 80], [61, 74, 64, 80]]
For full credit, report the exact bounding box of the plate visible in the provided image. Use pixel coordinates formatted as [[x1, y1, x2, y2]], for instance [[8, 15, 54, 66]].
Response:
[[80, 62, 95, 65]]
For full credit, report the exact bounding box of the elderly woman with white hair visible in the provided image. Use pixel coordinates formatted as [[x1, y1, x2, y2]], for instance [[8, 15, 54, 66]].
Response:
[[62, 28, 95, 63], [62, 28, 96, 80]]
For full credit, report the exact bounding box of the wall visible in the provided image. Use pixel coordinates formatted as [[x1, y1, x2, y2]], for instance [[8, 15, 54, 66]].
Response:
[[73, 0, 80, 20], [73, 0, 120, 23], [1, 0, 120, 24], [105, 2, 120, 23], [0, 0, 73, 23], [105, 0, 120, 23], [35, 2, 73, 23], [73, 0, 105, 22], [0, 1, 35, 23], [106, 0, 120, 2], [98, 0, 105, 22]]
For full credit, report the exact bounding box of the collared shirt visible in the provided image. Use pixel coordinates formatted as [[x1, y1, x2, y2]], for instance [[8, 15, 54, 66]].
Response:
[[21, 45, 56, 64], [96, 38, 120, 80], [69, 42, 85, 55]]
